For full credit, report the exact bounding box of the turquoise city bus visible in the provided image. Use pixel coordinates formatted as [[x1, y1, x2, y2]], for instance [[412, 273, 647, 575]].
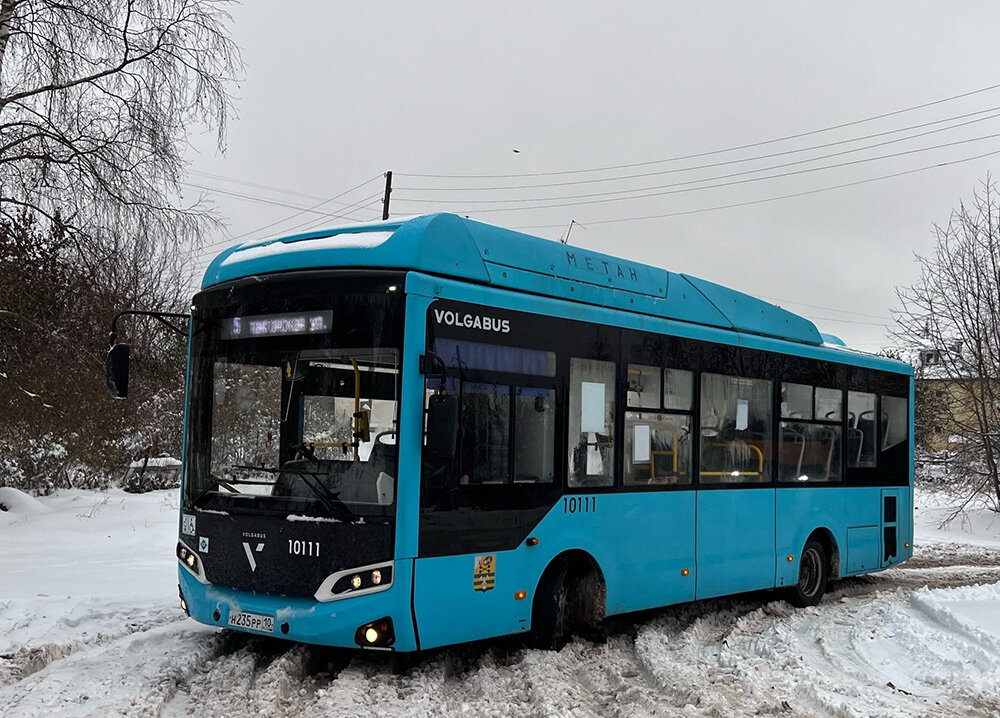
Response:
[[125, 212, 912, 652]]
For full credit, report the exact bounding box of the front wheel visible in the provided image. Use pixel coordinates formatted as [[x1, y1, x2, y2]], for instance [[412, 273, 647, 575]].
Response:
[[788, 540, 827, 607], [530, 562, 571, 650]]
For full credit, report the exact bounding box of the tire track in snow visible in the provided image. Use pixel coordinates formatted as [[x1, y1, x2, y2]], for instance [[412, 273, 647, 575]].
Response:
[[0, 618, 219, 718], [6, 540, 999, 717], [0, 605, 182, 689]]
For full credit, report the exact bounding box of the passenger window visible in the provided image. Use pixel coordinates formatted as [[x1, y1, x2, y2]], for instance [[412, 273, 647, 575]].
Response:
[[779, 423, 842, 483], [881, 396, 908, 451], [459, 383, 510, 484], [848, 391, 877, 468], [700, 373, 772, 483], [663, 368, 694, 411], [514, 388, 555, 483], [815, 387, 843, 421], [624, 412, 691, 485], [568, 358, 615, 487], [781, 382, 813, 419], [627, 364, 661, 408]]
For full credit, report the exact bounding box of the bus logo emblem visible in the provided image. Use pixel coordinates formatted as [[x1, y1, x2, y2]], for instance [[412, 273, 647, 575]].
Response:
[[473, 554, 496, 592], [243, 542, 265, 572]]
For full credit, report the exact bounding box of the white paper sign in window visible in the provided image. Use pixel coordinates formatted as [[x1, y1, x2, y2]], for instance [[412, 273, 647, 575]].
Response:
[[633, 424, 651, 462], [736, 399, 749, 431], [581, 381, 606, 433]]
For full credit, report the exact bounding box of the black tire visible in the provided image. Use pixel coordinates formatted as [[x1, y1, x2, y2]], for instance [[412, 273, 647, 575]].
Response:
[[530, 562, 571, 650], [788, 539, 827, 607]]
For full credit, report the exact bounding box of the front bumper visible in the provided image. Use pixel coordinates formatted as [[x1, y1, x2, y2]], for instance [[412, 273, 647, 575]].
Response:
[[178, 558, 417, 651]]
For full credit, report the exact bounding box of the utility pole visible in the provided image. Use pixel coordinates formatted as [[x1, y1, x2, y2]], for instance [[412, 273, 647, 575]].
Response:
[[381, 171, 393, 220]]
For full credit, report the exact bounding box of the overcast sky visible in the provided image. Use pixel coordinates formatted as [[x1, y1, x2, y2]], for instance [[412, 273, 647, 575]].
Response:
[[186, 2, 1000, 351]]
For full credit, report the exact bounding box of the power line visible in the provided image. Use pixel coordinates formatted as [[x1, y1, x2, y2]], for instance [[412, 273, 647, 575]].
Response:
[[397, 81, 1000, 179], [509, 146, 1000, 230], [396, 106, 1000, 193], [181, 181, 377, 219], [193, 196, 383, 264], [216, 175, 383, 244], [250, 194, 383, 241], [399, 132, 1000, 215], [188, 170, 343, 202], [757, 296, 893, 322], [188, 182, 381, 250], [394, 126, 1000, 209]]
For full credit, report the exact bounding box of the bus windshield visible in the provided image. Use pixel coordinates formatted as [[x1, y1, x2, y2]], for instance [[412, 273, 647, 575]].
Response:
[[183, 274, 404, 520]]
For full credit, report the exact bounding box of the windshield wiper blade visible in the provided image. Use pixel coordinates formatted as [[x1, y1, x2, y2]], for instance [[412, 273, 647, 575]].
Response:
[[231, 464, 280, 474], [281, 466, 355, 522]]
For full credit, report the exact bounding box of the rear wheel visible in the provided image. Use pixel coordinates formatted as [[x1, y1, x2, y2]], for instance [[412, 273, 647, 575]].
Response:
[[788, 539, 827, 607], [530, 562, 571, 650]]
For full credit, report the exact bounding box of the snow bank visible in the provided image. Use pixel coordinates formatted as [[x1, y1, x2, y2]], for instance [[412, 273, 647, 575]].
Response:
[[0, 486, 49, 515]]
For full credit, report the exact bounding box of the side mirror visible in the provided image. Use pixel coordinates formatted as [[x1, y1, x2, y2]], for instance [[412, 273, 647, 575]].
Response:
[[425, 393, 459, 457], [107, 344, 130, 398]]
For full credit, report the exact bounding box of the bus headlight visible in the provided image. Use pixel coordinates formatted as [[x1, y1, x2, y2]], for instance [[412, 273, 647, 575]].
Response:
[[314, 563, 394, 602], [176, 540, 208, 583]]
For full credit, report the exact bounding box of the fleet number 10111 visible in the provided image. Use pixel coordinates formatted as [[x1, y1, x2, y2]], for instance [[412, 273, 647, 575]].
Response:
[[288, 539, 320, 557], [563, 496, 596, 514]]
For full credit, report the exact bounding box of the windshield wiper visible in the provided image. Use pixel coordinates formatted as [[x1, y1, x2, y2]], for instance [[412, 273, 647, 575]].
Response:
[[280, 465, 356, 522]]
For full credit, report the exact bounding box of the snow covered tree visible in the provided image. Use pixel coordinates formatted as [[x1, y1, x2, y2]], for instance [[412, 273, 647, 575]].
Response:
[[895, 178, 1000, 513]]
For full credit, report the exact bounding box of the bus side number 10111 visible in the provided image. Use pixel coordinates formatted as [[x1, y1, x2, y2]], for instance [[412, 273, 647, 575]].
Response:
[[563, 496, 596, 514]]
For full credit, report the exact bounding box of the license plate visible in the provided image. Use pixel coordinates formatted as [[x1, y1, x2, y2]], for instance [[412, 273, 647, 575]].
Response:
[[227, 610, 274, 633]]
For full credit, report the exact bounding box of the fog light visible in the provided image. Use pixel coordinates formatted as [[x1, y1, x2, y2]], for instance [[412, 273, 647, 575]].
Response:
[[371, 570, 382, 585], [351, 575, 362, 589], [354, 617, 395, 648]]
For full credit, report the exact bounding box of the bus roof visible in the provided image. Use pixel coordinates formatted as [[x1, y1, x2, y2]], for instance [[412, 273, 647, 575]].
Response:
[[201, 212, 868, 353]]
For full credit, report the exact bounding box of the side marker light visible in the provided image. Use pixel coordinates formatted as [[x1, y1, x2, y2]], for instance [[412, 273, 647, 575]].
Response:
[[514, 590, 527, 600], [681, 568, 690, 576], [904, 542, 911, 548], [787, 555, 794, 562]]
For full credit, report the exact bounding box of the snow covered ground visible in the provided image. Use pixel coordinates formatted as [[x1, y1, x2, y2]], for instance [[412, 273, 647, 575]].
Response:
[[1, 485, 999, 717]]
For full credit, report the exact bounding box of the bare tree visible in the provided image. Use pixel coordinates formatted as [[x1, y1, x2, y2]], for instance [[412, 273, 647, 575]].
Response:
[[895, 177, 1000, 513], [0, 0, 240, 256], [0, 1, 240, 489]]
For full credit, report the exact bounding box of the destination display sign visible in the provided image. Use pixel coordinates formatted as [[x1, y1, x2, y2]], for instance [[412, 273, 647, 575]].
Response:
[[221, 311, 333, 339]]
